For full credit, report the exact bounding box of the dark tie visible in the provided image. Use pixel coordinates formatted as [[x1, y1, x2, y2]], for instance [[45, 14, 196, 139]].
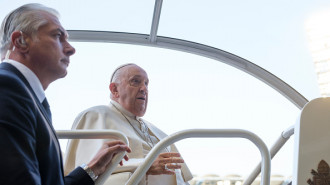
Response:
[[42, 98, 52, 121]]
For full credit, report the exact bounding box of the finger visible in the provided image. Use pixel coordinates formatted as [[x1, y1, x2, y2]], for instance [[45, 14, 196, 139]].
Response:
[[107, 144, 131, 154], [124, 155, 129, 161], [97, 146, 129, 168], [100, 145, 129, 164], [166, 163, 182, 170], [159, 152, 181, 158], [119, 160, 123, 166], [169, 158, 184, 164], [158, 157, 184, 164], [104, 140, 126, 147]]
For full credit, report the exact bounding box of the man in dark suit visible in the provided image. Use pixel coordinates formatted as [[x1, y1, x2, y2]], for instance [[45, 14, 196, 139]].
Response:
[[0, 3, 131, 185]]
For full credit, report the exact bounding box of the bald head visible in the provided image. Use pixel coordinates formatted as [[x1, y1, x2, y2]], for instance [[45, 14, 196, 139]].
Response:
[[109, 64, 149, 117]]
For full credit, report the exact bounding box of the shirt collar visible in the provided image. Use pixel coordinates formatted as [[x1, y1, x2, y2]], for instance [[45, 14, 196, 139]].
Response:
[[110, 100, 141, 120], [3, 59, 45, 103]]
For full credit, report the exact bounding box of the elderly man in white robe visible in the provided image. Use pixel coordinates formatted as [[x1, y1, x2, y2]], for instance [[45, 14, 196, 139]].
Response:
[[64, 63, 192, 185]]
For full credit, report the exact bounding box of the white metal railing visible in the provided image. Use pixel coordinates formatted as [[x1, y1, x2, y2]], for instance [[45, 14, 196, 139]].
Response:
[[57, 129, 271, 185], [125, 129, 271, 185], [244, 125, 294, 185], [56, 130, 129, 185]]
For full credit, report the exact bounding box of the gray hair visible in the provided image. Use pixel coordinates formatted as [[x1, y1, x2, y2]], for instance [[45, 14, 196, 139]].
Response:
[[110, 63, 136, 99], [0, 3, 59, 57], [110, 63, 136, 83]]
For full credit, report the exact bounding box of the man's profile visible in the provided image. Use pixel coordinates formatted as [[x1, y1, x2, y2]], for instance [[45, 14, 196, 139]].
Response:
[[0, 4, 130, 185]]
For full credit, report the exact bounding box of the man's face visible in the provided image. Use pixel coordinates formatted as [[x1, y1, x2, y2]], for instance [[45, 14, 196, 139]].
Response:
[[27, 12, 75, 84], [116, 65, 149, 117]]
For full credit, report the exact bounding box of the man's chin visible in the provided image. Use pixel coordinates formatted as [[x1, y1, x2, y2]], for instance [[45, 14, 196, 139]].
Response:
[[135, 108, 147, 117], [60, 70, 68, 78], [54, 70, 68, 81]]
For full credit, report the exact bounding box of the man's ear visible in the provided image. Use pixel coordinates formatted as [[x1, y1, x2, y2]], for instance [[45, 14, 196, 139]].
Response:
[[11, 31, 28, 52], [109, 83, 119, 98]]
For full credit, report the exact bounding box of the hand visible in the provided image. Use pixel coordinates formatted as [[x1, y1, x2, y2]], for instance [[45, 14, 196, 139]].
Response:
[[146, 152, 184, 175], [87, 140, 131, 176]]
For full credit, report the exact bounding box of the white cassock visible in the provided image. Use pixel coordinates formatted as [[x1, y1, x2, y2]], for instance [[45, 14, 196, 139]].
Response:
[[64, 100, 193, 185]]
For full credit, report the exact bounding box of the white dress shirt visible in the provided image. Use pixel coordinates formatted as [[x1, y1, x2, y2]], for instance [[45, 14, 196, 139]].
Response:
[[3, 59, 45, 103]]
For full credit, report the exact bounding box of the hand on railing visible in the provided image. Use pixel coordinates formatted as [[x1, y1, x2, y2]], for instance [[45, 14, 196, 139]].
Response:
[[146, 152, 183, 175], [125, 129, 271, 185], [88, 140, 131, 177], [56, 130, 130, 185]]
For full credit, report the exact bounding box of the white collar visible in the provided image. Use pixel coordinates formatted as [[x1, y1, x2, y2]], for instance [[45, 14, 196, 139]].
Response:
[[3, 59, 45, 103], [110, 100, 141, 120]]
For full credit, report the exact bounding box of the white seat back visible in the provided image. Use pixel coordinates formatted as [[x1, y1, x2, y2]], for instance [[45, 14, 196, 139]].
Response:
[[293, 97, 330, 185]]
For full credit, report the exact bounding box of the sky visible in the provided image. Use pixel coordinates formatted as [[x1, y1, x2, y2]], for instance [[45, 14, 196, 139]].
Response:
[[1, 0, 330, 180]]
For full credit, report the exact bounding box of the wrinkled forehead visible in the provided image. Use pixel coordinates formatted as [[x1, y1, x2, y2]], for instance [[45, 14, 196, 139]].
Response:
[[123, 65, 148, 80]]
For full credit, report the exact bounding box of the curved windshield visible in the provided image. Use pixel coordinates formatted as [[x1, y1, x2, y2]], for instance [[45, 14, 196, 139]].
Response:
[[47, 42, 299, 177], [2, 0, 328, 181]]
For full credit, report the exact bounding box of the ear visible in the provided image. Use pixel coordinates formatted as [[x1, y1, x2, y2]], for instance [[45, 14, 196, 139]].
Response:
[[109, 83, 119, 98], [11, 31, 28, 52]]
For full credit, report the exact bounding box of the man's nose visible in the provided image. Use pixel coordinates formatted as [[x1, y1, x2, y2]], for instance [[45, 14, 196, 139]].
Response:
[[64, 41, 76, 56], [140, 84, 148, 93]]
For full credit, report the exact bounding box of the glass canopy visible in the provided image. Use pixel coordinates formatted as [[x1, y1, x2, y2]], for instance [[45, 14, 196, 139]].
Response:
[[1, 0, 329, 181]]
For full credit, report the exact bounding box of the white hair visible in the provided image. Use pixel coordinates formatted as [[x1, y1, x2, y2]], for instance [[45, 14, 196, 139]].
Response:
[[0, 3, 59, 57], [110, 63, 136, 83], [109, 63, 137, 99]]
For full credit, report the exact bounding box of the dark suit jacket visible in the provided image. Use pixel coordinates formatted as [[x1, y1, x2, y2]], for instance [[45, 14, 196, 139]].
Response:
[[0, 62, 94, 185]]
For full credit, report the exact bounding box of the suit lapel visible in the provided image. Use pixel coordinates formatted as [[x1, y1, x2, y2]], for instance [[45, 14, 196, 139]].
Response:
[[0, 62, 63, 164], [0, 63, 53, 124]]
